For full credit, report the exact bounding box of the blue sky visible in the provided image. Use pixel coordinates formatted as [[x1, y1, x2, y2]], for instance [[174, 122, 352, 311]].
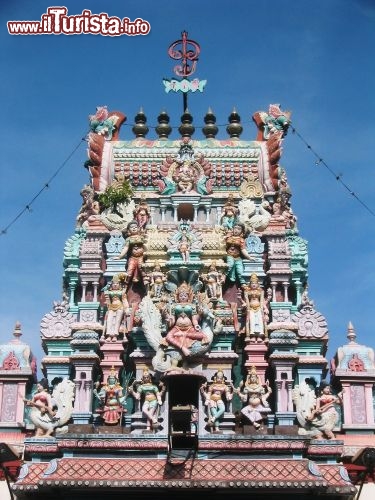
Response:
[[0, 0, 374, 372]]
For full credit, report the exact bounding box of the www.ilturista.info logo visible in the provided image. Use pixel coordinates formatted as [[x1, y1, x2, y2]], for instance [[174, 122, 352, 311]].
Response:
[[7, 7, 151, 36]]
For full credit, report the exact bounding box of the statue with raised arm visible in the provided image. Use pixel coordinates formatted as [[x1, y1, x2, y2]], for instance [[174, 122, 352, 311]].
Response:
[[201, 369, 233, 431], [129, 369, 163, 430], [293, 382, 342, 439], [25, 378, 75, 437], [103, 273, 129, 341], [242, 273, 268, 343], [236, 366, 272, 429], [114, 220, 146, 287], [94, 368, 127, 425], [225, 222, 252, 285]]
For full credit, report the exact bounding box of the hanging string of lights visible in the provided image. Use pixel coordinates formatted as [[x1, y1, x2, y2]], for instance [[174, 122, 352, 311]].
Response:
[[0, 136, 86, 236], [289, 125, 375, 217], [1, 119, 374, 237]]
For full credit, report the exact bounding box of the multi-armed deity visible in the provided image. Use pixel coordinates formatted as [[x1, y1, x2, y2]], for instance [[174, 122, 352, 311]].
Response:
[[27, 90, 351, 442]]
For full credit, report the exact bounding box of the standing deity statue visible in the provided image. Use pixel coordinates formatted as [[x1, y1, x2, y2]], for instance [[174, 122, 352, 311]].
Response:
[[225, 223, 253, 285], [94, 368, 127, 425], [147, 264, 167, 301], [114, 221, 146, 287], [103, 274, 129, 341], [201, 369, 233, 431], [202, 263, 225, 304], [129, 369, 164, 431], [220, 195, 239, 232], [242, 273, 267, 343]]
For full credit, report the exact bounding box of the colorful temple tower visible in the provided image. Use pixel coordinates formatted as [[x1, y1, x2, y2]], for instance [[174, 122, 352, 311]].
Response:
[[2, 33, 375, 500]]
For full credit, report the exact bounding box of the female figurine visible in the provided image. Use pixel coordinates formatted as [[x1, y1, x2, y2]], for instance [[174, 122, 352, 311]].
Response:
[[129, 369, 163, 430], [202, 263, 225, 303], [133, 195, 151, 232], [161, 282, 209, 357], [305, 384, 342, 439], [103, 274, 129, 341], [95, 369, 127, 425], [201, 369, 233, 431], [242, 273, 267, 343], [24, 379, 56, 437], [236, 367, 272, 429], [148, 264, 167, 301], [220, 196, 239, 232]]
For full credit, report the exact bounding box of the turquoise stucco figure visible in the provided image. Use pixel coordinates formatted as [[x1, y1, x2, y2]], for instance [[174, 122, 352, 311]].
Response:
[[201, 369, 233, 431], [225, 223, 252, 285], [94, 369, 127, 425], [129, 369, 163, 430]]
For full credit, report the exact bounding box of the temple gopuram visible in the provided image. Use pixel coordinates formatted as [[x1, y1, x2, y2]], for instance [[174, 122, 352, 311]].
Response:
[[1, 33, 375, 500]]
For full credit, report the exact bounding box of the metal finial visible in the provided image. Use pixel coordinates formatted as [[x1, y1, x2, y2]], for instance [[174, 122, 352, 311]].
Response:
[[347, 321, 357, 343], [203, 108, 218, 139], [132, 108, 149, 138]]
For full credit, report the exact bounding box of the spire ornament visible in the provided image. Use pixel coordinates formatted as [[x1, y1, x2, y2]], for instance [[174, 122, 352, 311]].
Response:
[[163, 31, 207, 112]]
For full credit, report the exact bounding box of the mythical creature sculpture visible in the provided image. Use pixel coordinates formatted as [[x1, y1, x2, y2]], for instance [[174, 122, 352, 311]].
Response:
[[238, 199, 271, 233], [25, 378, 75, 437], [292, 381, 342, 439], [253, 104, 291, 141], [89, 106, 121, 140], [100, 198, 136, 232]]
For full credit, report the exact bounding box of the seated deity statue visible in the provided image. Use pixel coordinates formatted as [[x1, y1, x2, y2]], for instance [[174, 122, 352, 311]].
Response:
[[161, 282, 209, 357], [236, 367, 272, 429]]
